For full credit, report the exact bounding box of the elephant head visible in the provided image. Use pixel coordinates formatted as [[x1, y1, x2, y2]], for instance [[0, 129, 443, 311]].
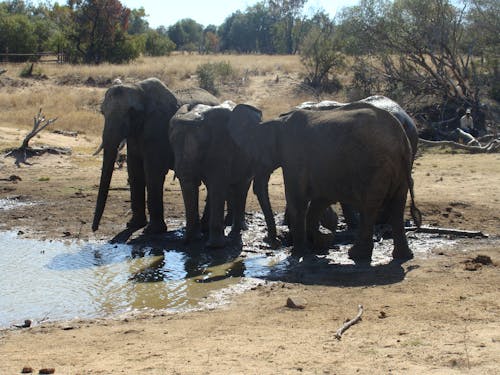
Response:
[[226, 104, 280, 171], [92, 78, 179, 232]]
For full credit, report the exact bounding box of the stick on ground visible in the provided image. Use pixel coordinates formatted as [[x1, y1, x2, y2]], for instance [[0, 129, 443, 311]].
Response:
[[335, 304, 363, 340]]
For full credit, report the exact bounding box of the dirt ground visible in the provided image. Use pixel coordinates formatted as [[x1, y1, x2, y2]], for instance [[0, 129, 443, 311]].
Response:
[[0, 125, 499, 374]]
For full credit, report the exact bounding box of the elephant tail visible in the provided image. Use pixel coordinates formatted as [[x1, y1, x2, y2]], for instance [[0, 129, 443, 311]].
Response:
[[408, 176, 422, 228]]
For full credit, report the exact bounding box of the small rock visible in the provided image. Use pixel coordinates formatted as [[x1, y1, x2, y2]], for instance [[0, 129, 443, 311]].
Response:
[[378, 311, 387, 319], [39, 369, 55, 374], [472, 255, 493, 265], [286, 297, 307, 309], [14, 319, 32, 328], [464, 262, 481, 271], [21, 367, 33, 373]]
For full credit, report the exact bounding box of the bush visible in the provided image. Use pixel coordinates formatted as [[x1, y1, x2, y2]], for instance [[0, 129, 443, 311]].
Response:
[[196, 61, 235, 95]]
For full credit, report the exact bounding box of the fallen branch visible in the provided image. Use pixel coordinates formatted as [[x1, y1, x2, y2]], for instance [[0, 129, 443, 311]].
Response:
[[419, 138, 500, 153], [335, 304, 363, 340], [21, 108, 58, 149], [406, 226, 488, 238]]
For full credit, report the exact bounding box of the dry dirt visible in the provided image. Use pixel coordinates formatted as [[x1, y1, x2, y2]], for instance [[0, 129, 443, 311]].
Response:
[[0, 123, 499, 373]]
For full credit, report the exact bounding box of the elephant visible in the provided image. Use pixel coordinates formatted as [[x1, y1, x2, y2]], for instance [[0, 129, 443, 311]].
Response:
[[174, 87, 220, 107], [295, 95, 419, 160], [92, 79, 225, 236], [277, 96, 420, 233], [228, 102, 420, 261], [169, 101, 264, 248]]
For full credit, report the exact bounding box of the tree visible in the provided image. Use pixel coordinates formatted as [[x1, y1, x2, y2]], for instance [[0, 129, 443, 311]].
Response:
[[299, 12, 345, 91], [69, 0, 135, 64], [144, 29, 175, 56], [268, 0, 306, 54], [0, 11, 37, 60], [168, 18, 203, 51], [339, 0, 497, 126]]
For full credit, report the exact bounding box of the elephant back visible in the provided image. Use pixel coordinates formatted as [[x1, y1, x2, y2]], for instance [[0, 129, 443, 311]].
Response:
[[174, 87, 220, 107]]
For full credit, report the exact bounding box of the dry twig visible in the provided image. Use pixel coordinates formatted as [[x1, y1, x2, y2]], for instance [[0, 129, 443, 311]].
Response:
[[335, 304, 364, 340]]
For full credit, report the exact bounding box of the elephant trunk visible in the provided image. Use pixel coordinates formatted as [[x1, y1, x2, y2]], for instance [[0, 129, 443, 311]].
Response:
[[180, 181, 200, 241], [92, 147, 118, 231]]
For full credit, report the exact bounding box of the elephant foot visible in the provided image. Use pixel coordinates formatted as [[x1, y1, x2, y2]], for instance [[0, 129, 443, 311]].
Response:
[[264, 235, 281, 250], [291, 242, 309, 257], [143, 220, 167, 235], [127, 216, 148, 232], [392, 246, 414, 260], [311, 232, 334, 250], [348, 244, 373, 262], [206, 235, 227, 248], [184, 230, 203, 244]]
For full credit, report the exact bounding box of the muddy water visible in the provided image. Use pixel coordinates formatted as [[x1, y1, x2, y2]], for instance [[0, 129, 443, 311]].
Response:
[[0, 210, 462, 329]]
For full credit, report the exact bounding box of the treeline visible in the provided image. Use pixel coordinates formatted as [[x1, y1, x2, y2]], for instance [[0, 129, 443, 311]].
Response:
[[1, 0, 498, 119]]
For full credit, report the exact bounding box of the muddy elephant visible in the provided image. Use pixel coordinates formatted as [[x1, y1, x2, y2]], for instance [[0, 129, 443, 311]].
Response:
[[279, 96, 420, 231], [174, 87, 219, 107], [228, 102, 420, 261], [295, 95, 419, 159], [92, 78, 180, 234], [169, 101, 264, 248]]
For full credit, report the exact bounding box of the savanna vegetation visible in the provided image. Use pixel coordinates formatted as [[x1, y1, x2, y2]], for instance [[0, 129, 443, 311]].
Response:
[[0, 0, 499, 129]]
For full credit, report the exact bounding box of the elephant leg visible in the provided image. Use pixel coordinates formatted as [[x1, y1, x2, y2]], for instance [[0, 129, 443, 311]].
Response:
[[319, 206, 339, 234], [206, 181, 227, 248], [224, 188, 234, 227], [283, 170, 309, 255], [181, 181, 202, 243], [143, 170, 167, 234], [307, 198, 335, 251], [126, 155, 147, 230], [389, 187, 413, 260], [200, 194, 209, 234], [253, 172, 280, 248], [341, 202, 359, 230], [348, 207, 377, 262], [229, 180, 251, 236]]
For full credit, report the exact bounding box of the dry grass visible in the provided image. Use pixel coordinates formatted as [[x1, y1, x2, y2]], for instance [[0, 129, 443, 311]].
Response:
[[0, 54, 328, 138]]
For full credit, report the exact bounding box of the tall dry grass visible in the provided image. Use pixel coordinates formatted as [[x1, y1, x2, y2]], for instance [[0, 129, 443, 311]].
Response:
[[0, 54, 316, 138]]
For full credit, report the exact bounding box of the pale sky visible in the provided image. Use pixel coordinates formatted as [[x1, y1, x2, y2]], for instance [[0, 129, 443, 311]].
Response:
[[119, 0, 361, 28]]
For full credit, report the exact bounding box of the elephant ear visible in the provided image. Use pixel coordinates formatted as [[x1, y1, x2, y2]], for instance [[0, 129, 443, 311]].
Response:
[[137, 77, 179, 116], [227, 104, 279, 170]]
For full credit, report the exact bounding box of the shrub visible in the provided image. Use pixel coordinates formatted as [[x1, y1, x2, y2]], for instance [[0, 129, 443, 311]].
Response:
[[195, 61, 235, 95]]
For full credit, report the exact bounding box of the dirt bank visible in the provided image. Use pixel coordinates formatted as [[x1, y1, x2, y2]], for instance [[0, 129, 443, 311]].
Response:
[[0, 127, 499, 374]]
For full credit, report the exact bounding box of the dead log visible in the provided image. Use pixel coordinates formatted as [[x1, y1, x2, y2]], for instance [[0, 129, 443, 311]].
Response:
[[20, 108, 58, 149], [4, 108, 71, 166], [406, 225, 488, 238], [419, 138, 500, 153], [335, 304, 363, 340]]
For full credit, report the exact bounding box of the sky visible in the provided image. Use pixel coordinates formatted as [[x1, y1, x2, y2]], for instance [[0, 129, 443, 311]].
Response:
[[119, 0, 361, 28]]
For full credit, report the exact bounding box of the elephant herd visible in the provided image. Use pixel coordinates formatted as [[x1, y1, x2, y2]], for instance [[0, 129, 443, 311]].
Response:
[[92, 77, 421, 262]]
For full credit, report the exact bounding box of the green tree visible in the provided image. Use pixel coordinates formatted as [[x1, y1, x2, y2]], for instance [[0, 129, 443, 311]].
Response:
[[0, 12, 37, 60], [168, 18, 203, 51], [299, 12, 345, 91], [68, 0, 135, 64], [144, 29, 176, 56]]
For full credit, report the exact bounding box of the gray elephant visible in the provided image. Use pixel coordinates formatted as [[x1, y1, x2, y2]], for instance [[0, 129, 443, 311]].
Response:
[[174, 87, 220, 107], [228, 102, 420, 261], [295, 95, 419, 159], [169, 101, 262, 248], [92, 79, 223, 236], [278, 95, 419, 232], [92, 78, 180, 235]]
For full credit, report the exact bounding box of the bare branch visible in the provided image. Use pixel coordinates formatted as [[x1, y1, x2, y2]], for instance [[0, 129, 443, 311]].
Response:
[[335, 304, 363, 340]]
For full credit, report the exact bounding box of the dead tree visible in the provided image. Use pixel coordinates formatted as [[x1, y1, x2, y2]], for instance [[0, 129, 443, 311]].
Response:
[[21, 108, 58, 149], [5, 108, 71, 166]]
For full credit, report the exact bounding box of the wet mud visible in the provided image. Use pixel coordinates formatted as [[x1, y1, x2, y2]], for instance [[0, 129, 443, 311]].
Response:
[[2, 206, 493, 329]]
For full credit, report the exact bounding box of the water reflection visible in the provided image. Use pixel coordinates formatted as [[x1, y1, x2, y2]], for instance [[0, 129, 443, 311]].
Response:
[[0, 213, 465, 328]]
